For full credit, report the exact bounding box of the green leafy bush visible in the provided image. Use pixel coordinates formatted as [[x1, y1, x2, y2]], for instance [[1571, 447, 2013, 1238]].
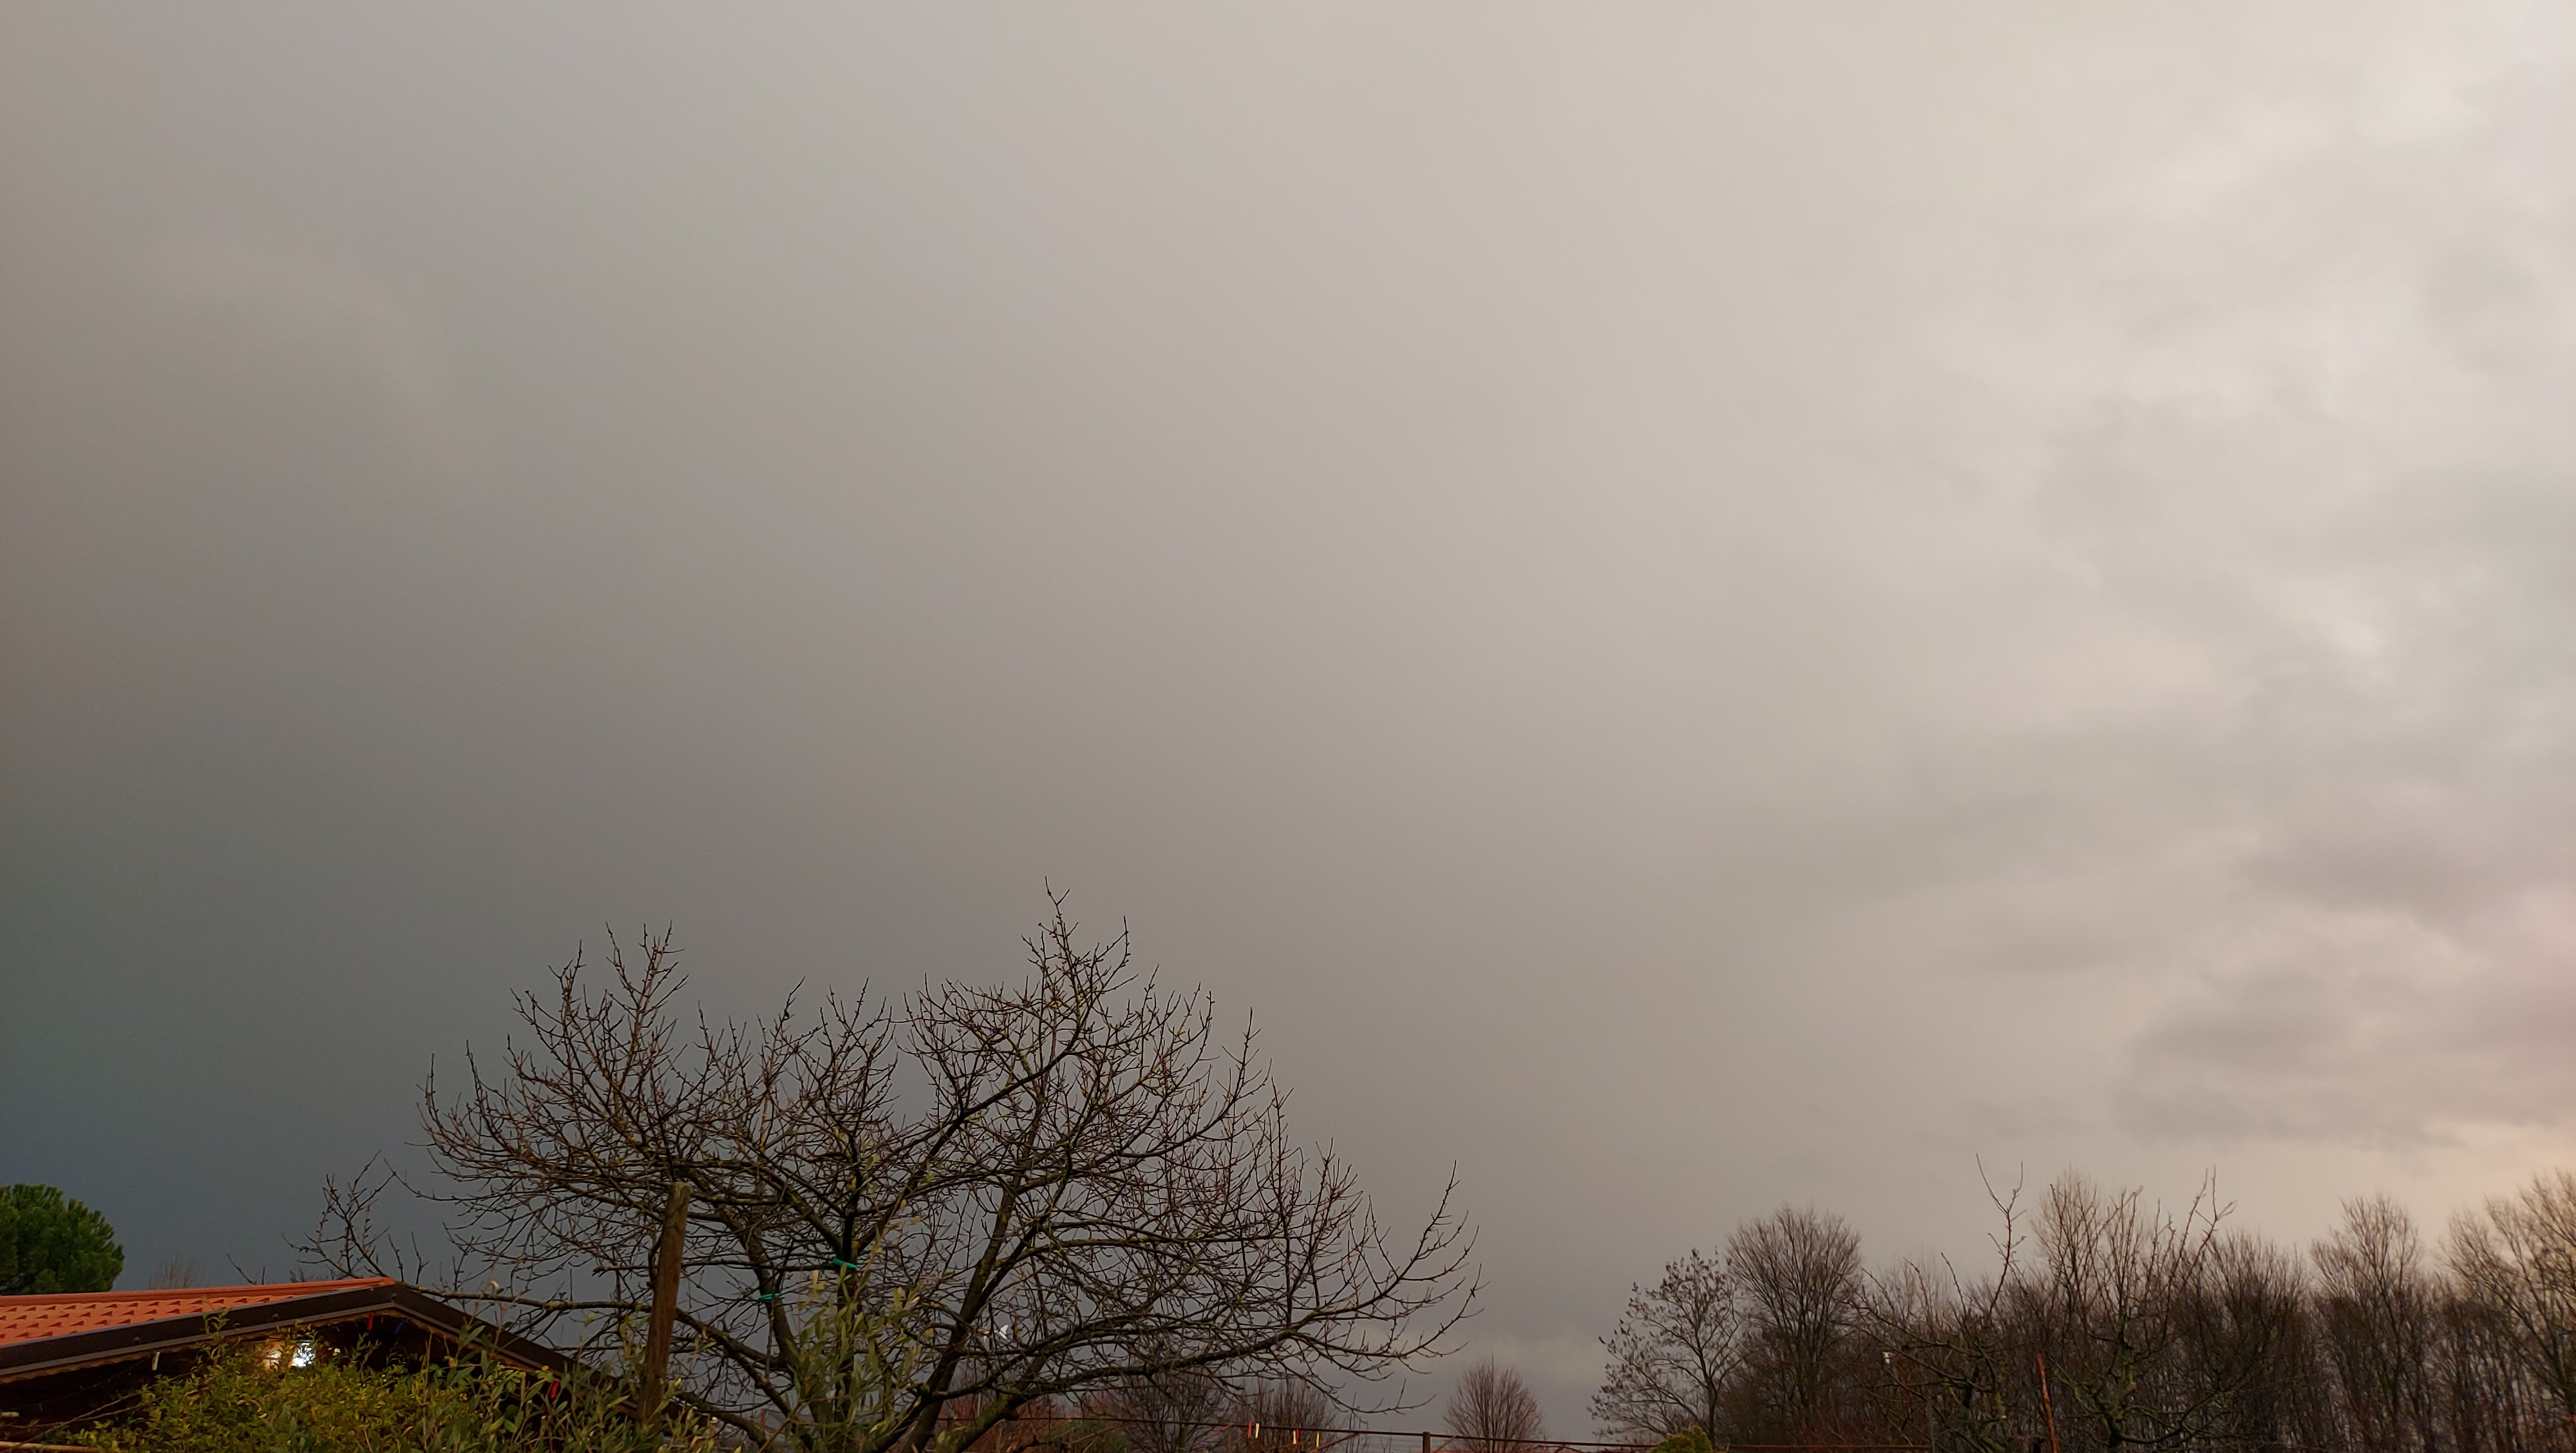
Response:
[[1644, 1429, 1715, 1453], [64, 1338, 715, 1453]]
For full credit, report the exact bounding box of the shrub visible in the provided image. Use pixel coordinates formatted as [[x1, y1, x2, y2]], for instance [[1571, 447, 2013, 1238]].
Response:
[[1644, 1430, 1714, 1453], [63, 1337, 715, 1453]]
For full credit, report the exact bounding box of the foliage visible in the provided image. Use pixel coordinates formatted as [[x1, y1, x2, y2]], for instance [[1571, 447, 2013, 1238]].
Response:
[[1642, 1427, 1712, 1453], [770, 1267, 931, 1453], [63, 1338, 716, 1453], [1, 1183, 124, 1295]]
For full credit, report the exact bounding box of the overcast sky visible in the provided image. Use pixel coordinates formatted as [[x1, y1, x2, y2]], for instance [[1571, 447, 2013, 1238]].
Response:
[[3, 1, 2571, 1429]]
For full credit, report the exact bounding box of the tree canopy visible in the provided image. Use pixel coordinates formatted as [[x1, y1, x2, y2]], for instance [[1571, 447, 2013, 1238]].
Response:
[[311, 895, 1475, 1452], [0, 1183, 124, 1295]]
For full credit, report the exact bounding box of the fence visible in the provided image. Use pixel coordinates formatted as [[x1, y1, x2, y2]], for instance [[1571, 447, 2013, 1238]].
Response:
[[976, 1410, 1927, 1453]]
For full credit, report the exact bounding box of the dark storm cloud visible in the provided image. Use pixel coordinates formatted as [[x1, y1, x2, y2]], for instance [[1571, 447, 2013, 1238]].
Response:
[[3, 0, 2570, 1426]]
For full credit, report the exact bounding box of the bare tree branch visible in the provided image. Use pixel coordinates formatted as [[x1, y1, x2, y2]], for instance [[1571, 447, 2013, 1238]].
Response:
[[306, 894, 1477, 1453]]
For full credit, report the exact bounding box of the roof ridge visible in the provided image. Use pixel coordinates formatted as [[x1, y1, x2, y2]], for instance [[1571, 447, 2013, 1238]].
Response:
[[0, 1278, 398, 1307]]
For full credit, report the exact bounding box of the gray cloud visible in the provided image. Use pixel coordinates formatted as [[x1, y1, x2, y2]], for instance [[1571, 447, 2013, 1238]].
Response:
[[3, 0, 2570, 1427]]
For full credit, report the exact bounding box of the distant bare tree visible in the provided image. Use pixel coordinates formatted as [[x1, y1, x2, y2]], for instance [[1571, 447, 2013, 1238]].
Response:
[[2448, 1169, 2576, 1433], [2177, 1231, 2317, 1448], [2016, 1172, 2247, 1452], [1624, 1170, 2576, 1452], [307, 895, 1475, 1453], [1590, 1248, 1745, 1440], [1727, 1206, 1861, 1439], [1444, 1358, 1543, 1450], [1101, 1364, 1234, 1453], [1859, 1173, 2029, 1453], [2435, 1277, 2550, 1453], [2315, 1195, 2441, 1450], [144, 1253, 205, 1289], [1235, 1380, 1341, 1453]]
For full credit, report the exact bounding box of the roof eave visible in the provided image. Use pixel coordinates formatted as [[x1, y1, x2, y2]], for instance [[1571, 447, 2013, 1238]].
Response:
[[0, 1285, 579, 1384]]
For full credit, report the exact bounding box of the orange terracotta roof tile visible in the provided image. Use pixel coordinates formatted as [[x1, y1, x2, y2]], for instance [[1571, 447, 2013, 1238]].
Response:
[[0, 1279, 397, 1347]]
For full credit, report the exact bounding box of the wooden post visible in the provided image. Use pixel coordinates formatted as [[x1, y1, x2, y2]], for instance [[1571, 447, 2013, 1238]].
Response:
[[640, 1177, 692, 1414]]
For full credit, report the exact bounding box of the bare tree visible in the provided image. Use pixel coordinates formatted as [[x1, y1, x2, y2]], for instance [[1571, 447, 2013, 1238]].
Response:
[[1100, 1364, 1235, 1453], [1235, 1380, 1341, 1453], [2315, 1195, 2441, 1450], [1590, 1248, 1745, 1440], [1616, 1171, 2576, 1452], [144, 1253, 205, 1290], [2015, 1172, 2247, 1452], [2435, 1276, 2550, 1453], [1444, 1358, 1543, 1450], [2448, 1169, 2576, 1434], [2175, 1231, 2318, 1448], [1727, 1206, 1862, 1439], [308, 895, 1476, 1452], [1859, 1173, 2029, 1453]]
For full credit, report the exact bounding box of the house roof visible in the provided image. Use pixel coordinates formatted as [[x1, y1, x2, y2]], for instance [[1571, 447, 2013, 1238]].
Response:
[[0, 1279, 399, 1347], [0, 1279, 580, 1383]]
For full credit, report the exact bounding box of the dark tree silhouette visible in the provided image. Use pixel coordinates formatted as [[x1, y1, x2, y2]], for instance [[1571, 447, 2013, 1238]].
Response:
[[2315, 1195, 2440, 1450], [1633, 1170, 2576, 1453], [1236, 1379, 1342, 1453], [309, 895, 1475, 1452], [0, 1184, 123, 1295], [1099, 1363, 1234, 1453], [2448, 1170, 2576, 1433], [1591, 1248, 1744, 1439], [1443, 1358, 1543, 1450], [1728, 1206, 1861, 1439]]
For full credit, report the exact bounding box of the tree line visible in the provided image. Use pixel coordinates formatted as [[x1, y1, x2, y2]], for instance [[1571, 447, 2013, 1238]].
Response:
[[295, 895, 2574, 1453], [1590, 1172, 2576, 1452]]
